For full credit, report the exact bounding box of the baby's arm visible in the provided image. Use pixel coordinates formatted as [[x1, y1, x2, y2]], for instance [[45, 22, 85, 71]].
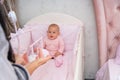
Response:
[[58, 37, 65, 53], [55, 37, 65, 57], [43, 37, 46, 49]]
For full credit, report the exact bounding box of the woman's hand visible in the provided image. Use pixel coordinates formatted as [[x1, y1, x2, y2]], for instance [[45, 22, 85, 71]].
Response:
[[25, 55, 52, 75], [15, 54, 27, 65]]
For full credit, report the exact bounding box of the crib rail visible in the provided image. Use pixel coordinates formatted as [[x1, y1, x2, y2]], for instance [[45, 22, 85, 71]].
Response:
[[74, 26, 84, 80]]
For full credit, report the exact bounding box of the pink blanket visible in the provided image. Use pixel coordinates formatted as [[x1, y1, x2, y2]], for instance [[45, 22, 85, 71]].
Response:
[[31, 50, 75, 80], [96, 44, 120, 80]]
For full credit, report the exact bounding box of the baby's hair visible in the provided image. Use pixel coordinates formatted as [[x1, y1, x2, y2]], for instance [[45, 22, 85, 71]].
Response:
[[48, 24, 60, 31]]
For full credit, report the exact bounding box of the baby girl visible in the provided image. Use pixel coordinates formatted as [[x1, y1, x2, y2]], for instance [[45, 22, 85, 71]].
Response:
[[43, 23, 65, 67]]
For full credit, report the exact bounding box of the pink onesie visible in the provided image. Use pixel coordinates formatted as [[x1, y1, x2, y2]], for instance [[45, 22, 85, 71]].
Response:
[[43, 36, 64, 67]]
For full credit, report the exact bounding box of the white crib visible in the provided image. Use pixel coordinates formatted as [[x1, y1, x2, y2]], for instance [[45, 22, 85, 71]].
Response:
[[10, 13, 84, 80]]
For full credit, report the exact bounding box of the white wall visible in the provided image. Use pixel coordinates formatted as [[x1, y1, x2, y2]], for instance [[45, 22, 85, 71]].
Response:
[[15, 0, 99, 79]]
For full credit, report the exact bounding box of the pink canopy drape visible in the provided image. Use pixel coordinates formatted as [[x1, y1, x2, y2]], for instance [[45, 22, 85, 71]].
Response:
[[93, 0, 120, 67]]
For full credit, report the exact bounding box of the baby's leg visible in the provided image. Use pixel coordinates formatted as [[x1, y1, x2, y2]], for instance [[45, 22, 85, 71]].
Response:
[[54, 55, 63, 67], [36, 48, 44, 59]]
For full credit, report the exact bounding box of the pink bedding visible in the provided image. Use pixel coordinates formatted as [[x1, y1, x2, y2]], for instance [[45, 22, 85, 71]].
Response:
[[96, 44, 120, 80], [31, 50, 75, 80], [96, 59, 120, 80]]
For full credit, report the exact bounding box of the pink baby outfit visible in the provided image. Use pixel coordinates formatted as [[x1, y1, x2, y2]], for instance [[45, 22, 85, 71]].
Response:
[[43, 36, 64, 67]]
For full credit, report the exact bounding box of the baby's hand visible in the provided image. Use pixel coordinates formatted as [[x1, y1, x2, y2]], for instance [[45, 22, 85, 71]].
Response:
[[55, 51, 63, 57]]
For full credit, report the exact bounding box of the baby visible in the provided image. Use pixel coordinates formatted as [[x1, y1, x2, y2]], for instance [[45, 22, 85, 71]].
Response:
[[43, 24, 65, 67]]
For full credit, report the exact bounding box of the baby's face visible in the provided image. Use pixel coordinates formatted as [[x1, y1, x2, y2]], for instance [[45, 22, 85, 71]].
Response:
[[47, 26, 59, 40]]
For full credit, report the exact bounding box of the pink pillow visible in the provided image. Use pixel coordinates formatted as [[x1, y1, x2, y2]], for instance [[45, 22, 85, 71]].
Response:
[[59, 24, 80, 51]]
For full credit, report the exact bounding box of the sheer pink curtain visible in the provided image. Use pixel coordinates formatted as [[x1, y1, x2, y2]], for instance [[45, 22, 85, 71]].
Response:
[[93, 0, 120, 67]]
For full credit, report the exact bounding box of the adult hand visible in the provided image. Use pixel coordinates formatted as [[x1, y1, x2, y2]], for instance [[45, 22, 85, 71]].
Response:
[[25, 55, 52, 75], [15, 54, 27, 65]]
